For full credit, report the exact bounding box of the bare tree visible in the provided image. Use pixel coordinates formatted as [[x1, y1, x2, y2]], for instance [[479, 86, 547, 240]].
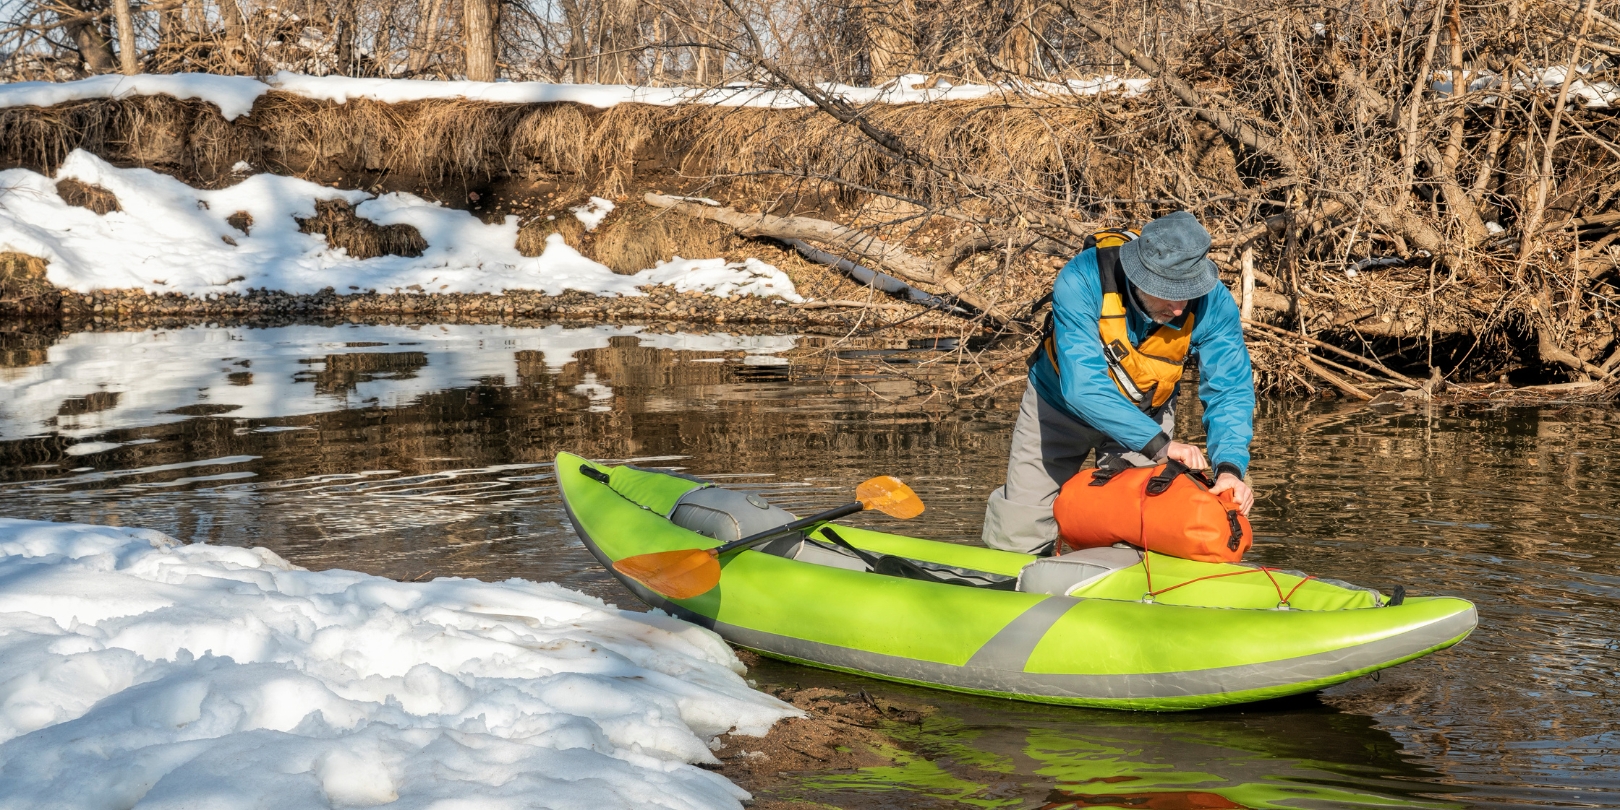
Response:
[[463, 0, 498, 79]]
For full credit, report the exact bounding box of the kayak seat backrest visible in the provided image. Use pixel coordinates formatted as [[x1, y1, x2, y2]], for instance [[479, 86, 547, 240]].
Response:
[[777, 537, 872, 572], [1016, 545, 1140, 595], [669, 485, 798, 542]]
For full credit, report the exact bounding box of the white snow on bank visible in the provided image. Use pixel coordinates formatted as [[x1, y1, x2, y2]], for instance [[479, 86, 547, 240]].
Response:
[[1433, 66, 1617, 108], [641, 257, 802, 301], [572, 196, 616, 231], [0, 73, 269, 118], [0, 518, 798, 809], [0, 71, 1150, 120], [0, 323, 799, 439], [0, 150, 801, 301]]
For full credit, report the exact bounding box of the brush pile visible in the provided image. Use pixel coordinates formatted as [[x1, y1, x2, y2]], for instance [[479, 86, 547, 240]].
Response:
[[0, 0, 1616, 398]]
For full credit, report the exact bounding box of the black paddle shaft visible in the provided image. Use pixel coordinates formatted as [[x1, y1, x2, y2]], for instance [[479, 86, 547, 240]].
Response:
[[576, 463, 863, 556], [714, 502, 864, 555]]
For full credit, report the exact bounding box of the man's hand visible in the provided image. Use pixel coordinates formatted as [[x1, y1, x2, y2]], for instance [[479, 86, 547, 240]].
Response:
[[1210, 473, 1254, 515], [1162, 441, 1208, 470]]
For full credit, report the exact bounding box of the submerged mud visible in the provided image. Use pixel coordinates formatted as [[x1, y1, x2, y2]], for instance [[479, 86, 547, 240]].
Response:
[[715, 651, 934, 810]]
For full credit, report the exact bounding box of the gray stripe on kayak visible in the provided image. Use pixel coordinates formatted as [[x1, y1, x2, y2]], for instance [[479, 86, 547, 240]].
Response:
[[559, 477, 1477, 702], [712, 606, 1476, 700], [964, 596, 1078, 670]]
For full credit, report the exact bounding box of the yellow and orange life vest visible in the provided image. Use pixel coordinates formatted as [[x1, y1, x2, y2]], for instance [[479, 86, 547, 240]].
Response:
[[1035, 229, 1195, 412]]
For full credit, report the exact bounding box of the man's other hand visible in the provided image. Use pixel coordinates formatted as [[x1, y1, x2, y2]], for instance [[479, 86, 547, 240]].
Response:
[[1163, 441, 1208, 470], [1210, 473, 1253, 515]]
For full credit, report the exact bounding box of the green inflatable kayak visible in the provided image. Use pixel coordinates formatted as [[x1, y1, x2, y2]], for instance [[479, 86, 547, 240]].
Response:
[[556, 453, 1476, 711]]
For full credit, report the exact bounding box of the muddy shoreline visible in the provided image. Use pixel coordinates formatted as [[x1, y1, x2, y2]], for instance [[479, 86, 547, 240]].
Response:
[[713, 650, 935, 810]]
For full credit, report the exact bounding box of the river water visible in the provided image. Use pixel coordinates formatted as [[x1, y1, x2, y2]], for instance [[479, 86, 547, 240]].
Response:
[[2, 322, 1617, 809]]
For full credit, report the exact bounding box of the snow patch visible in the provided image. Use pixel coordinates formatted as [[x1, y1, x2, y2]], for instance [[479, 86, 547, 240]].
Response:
[[640, 257, 803, 301], [572, 196, 616, 231], [0, 518, 799, 809], [0, 151, 800, 301], [1433, 66, 1616, 108]]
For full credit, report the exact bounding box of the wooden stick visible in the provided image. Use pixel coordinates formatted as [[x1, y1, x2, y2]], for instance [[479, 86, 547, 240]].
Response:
[[1304, 351, 1388, 385], [1239, 246, 1255, 322], [1299, 355, 1373, 401], [1243, 318, 1420, 387], [794, 300, 913, 313]]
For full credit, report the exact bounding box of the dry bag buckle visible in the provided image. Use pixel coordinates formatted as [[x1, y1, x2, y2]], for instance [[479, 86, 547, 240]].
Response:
[[1226, 511, 1244, 552], [1146, 461, 1185, 495], [1089, 461, 1128, 487]]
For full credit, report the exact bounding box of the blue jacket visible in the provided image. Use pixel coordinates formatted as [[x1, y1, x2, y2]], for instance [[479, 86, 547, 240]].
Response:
[[1029, 248, 1255, 475]]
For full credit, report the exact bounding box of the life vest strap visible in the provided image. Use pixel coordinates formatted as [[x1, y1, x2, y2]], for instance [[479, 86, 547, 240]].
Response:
[[1028, 229, 1193, 414]]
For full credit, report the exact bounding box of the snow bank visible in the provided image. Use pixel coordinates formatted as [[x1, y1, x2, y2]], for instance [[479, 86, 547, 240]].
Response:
[[1433, 66, 1617, 108], [0, 71, 1150, 120], [0, 73, 269, 119], [0, 323, 799, 439], [0, 518, 798, 809], [0, 150, 801, 300]]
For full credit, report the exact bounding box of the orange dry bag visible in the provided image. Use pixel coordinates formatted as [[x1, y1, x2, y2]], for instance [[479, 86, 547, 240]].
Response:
[[1052, 461, 1252, 563]]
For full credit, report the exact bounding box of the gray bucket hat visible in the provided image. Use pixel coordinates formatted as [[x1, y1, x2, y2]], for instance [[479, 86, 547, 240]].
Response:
[[1117, 211, 1220, 301]]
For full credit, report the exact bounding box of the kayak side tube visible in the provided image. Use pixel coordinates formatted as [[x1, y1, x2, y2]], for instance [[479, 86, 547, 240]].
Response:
[[555, 454, 1478, 711]]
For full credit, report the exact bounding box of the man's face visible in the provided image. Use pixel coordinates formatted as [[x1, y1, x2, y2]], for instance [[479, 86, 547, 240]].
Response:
[[1135, 290, 1190, 324]]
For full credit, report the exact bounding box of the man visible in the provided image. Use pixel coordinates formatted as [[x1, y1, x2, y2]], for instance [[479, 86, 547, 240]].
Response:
[[983, 211, 1255, 555]]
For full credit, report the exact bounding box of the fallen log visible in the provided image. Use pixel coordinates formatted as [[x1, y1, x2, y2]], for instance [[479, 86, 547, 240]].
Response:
[[644, 193, 1019, 326], [1299, 354, 1374, 400]]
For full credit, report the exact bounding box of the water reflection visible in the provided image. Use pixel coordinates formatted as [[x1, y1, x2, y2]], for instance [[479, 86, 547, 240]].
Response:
[[750, 646, 1476, 809], [0, 323, 799, 438], [0, 322, 1617, 808]]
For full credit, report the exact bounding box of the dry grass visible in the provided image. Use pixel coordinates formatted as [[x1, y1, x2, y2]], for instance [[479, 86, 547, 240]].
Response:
[[296, 200, 427, 259], [590, 201, 737, 274], [0, 92, 1148, 205], [0, 251, 55, 316], [55, 178, 120, 214]]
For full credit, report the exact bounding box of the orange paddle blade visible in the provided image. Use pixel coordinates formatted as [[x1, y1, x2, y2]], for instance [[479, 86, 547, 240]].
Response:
[[612, 548, 722, 600], [855, 476, 925, 519]]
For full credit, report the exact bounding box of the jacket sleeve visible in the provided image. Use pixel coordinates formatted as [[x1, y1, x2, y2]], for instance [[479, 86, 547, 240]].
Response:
[[1051, 251, 1173, 456], [1192, 287, 1255, 476]]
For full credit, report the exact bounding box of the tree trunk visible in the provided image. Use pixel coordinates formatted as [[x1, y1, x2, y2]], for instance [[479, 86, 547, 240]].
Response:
[[862, 0, 916, 82], [111, 0, 139, 75], [216, 0, 248, 70], [463, 0, 498, 81], [557, 0, 590, 82], [408, 0, 449, 73], [333, 0, 359, 75], [999, 0, 1046, 77], [64, 0, 119, 75]]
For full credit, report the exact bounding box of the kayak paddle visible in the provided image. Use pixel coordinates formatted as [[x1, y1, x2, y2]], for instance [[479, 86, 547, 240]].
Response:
[[611, 475, 924, 600]]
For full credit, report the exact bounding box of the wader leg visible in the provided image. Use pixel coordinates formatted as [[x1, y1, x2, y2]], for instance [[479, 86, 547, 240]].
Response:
[[982, 385, 1107, 554]]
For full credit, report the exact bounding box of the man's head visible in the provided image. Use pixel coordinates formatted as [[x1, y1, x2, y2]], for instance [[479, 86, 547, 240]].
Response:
[[1117, 211, 1219, 316]]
